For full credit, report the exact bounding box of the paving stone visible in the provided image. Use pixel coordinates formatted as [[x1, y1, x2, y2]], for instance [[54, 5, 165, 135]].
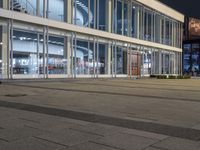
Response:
[[192, 123, 200, 130], [0, 108, 21, 120], [91, 132, 157, 150], [153, 137, 200, 150], [35, 128, 101, 147], [143, 146, 164, 150], [0, 137, 66, 150], [120, 128, 169, 140], [0, 118, 27, 129], [66, 141, 119, 150], [0, 127, 44, 142], [23, 119, 83, 134], [0, 140, 8, 149], [69, 123, 123, 137]]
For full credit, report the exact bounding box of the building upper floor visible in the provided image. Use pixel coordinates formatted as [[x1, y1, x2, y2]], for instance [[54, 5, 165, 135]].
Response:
[[0, 0, 184, 48]]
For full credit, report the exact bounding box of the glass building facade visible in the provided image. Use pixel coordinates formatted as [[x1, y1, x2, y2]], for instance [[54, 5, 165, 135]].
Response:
[[0, 0, 183, 79], [183, 42, 200, 76]]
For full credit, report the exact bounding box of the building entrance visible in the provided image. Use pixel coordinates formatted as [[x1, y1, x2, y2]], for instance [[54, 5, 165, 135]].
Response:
[[128, 51, 141, 77]]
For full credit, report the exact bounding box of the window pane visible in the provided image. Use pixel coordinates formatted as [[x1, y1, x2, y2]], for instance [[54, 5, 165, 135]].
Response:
[[12, 30, 38, 75], [48, 36, 67, 74], [115, 46, 127, 74], [124, 2, 128, 36], [98, 43, 108, 74], [48, 0, 65, 22], [131, 3, 137, 38], [0, 0, 3, 8], [74, 0, 89, 26], [76, 40, 89, 75], [98, 0, 106, 31], [117, 0, 122, 34], [90, 0, 95, 28], [10, 0, 37, 16]]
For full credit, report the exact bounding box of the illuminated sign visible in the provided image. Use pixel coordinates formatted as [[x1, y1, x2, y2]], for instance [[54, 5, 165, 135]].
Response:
[[189, 18, 200, 38]]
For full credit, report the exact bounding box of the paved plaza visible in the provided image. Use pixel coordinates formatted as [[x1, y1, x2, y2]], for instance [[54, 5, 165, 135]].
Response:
[[0, 78, 200, 150]]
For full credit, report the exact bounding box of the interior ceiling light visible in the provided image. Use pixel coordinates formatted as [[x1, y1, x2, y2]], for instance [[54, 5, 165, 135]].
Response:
[[19, 37, 27, 40]]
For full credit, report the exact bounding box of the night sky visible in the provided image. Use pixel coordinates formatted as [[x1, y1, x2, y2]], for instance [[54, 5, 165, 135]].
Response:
[[159, 0, 200, 19]]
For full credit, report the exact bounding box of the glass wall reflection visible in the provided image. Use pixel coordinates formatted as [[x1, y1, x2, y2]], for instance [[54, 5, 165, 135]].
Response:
[[48, 36, 67, 75], [10, 0, 37, 16], [12, 30, 38, 75], [74, 0, 106, 30], [48, 0, 65, 22], [0, 0, 3, 8], [73, 38, 108, 76], [184, 43, 200, 75]]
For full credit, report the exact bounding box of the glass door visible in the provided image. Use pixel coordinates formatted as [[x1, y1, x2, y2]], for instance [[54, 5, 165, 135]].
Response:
[[128, 51, 141, 77]]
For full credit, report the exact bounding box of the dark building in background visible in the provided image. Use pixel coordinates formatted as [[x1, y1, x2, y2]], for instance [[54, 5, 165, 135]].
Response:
[[159, 0, 200, 76], [183, 17, 200, 76]]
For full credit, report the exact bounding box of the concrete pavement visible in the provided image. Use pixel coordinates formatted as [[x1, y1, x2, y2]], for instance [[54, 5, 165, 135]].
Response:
[[0, 79, 200, 150]]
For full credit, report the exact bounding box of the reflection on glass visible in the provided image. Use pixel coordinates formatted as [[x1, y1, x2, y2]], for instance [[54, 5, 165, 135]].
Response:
[[131, 3, 137, 38], [124, 2, 128, 36], [10, 0, 37, 16], [98, 0, 106, 31], [114, 47, 127, 74], [74, 0, 89, 26], [48, 36, 67, 74], [117, 0, 122, 34], [98, 44, 107, 74], [142, 51, 151, 75], [12, 30, 38, 75], [75, 40, 89, 74], [48, 0, 64, 21], [165, 20, 170, 45], [0, 0, 2, 8], [89, 0, 95, 28]]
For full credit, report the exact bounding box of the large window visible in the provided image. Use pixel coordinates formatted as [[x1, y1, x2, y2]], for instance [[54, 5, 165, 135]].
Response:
[[131, 2, 138, 38], [112, 45, 127, 75], [10, 0, 65, 21], [10, 0, 37, 16], [75, 40, 90, 75], [98, 0, 106, 31], [144, 10, 153, 41], [0, 0, 3, 8], [12, 30, 38, 75], [183, 44, 190, 74], [123, 1, 128, 36], [73, 38, 108, 76], [98, 43, 108, 74], [142, 49, 151, 75], [48, 0, 65, 22], [48, 36, 67, 75], [116, 0, 122, 34], [165, 19, 170, 45], [74, 0, 106, 30], [74, 0, 89, 26]]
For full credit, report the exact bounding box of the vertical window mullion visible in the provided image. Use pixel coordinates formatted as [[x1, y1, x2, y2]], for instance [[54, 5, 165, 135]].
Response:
[[93, 37, 96, 77], [74, 33, 77, 78], [97, 0, 99, 29], [37, 34, 40, 76], [10, 20, 13, 79], [88, 0, 90, 28], [46, 27, 49, 78], [96, 38, 99, 77], [114, 42, 117, 77]]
